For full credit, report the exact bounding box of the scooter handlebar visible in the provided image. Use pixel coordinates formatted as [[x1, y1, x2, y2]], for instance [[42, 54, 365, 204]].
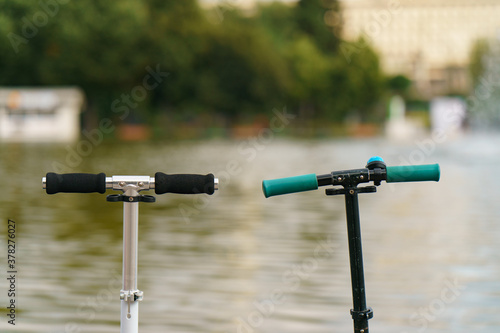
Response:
[[44, 172, 107, 194], [43, 172, 218, 195], [262, 173, 318, 198], [261, 161, 440, 197], [386, 164, 440, 183], [154, 172, 217, 195]]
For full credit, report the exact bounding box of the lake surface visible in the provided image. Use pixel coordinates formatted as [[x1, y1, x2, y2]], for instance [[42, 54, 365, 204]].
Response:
[[1, 132, 500, 333]]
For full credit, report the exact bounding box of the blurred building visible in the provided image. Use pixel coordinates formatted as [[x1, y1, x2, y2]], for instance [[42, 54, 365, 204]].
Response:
[[340, 0, 500, 97], [0, 88, 85, 142]]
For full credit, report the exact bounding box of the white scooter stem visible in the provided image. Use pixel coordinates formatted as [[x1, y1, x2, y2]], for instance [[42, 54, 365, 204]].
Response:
[[121, 191, 141, 333]]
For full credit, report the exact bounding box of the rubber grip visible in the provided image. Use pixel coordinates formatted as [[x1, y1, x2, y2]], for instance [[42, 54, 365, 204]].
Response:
[[386, 164, 440, 183], [45, 172, 106, 194], [262, 174, 318, 198], [155, 173, 215, 195]]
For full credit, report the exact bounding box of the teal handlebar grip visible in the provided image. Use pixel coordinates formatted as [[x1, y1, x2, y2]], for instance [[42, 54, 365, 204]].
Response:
[[386, 164, 440, 183], [262, 174, 318, 198]]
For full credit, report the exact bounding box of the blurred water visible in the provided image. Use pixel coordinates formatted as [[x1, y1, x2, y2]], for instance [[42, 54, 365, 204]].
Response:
[[1, 133, 500, 333]]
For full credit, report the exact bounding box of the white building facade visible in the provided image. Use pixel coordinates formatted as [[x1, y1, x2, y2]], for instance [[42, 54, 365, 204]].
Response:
[[339, 0, 500, 97], [0, 87, 85, 142]]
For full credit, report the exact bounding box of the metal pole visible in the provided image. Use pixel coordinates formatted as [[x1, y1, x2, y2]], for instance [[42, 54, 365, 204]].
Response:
[[120, 189, 142, 333], [344, 188, 372, 333]]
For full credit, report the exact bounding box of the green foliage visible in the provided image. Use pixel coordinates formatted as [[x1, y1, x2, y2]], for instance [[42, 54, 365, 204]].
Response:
[[190, 17, 290, 121], [295, 0, 342, 53], [387, 75, 412, 93], [253, 3, 384, 122], [339, 38, 384, 121], [469, 39, 490, 86], [0, 0, 385, 127]]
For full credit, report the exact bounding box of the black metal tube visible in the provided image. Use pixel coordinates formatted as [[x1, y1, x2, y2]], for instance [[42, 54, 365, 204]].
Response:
[[344, 188, 370, 333], [316, 173, 333, 187]]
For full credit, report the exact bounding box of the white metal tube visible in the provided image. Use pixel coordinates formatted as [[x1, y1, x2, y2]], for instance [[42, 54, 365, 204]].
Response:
[[121, 197, 139, 333], [121, 300, 139, 333], [123, 201, 138, 290]]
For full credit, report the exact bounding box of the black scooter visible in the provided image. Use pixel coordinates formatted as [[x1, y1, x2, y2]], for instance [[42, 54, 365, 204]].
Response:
[[262, 156, 440, 333]]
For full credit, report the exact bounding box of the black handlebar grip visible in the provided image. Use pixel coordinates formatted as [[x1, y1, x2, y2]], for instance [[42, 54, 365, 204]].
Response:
[[154, 173, 215, 195], [45, 173, 106, 194]]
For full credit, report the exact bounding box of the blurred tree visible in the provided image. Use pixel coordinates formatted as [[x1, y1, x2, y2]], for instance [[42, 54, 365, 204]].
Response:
[[467, 38, 500, 127], [0, 0, 209, 118], [0, 1, 47, 85], [387, 74, 411, 91], [192, 10, 290, 123], [0, 0, 385, 130], [295, 0, 342, 53], [282, 35, 332, 120], [285, 36, 330, 101], [255, 2, 296, 48], [44, 1, 151, 119], [340, 38, 384, 121], [143, 0, 211, 98], [0, 1, 151, 122], [469, 38, 490, 87]]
